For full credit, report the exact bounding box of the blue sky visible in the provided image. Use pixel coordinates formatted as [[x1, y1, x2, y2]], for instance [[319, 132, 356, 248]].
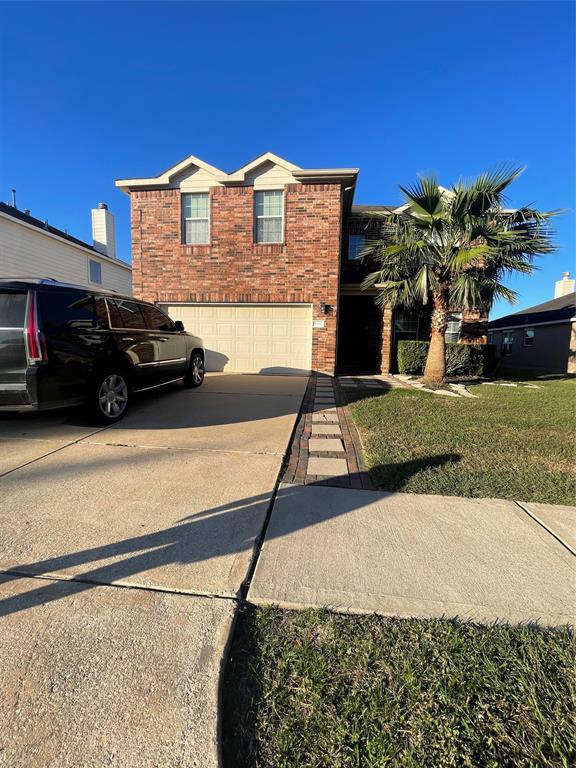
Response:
[[0, 1, 573, 318]]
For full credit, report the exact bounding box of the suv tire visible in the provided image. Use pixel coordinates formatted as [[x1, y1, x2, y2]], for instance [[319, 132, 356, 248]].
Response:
[[86, 369, 130, 424], [183, 352, 205, 388]]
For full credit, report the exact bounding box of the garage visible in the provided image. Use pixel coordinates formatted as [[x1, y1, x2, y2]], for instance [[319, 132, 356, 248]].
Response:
[[160, 303, 313, 374]]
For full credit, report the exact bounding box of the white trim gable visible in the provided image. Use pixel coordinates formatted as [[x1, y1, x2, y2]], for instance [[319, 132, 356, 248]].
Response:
[[116, 152, 359, 195], [116, 155, 226, 193], [224, 152, 301, 183]]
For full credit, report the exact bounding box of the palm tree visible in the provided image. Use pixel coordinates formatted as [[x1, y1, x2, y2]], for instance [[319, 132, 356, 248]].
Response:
[[361, 167, 558, 385]]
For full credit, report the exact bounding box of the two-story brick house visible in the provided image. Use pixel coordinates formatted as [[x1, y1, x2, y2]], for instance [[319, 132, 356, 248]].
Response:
[[116, 152, 486, 375]]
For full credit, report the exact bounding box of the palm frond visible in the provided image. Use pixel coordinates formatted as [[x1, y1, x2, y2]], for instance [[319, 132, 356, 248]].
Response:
[[399, 175, 444, 220], [453, 165, 525, 218], [363, 166, 559, 317]]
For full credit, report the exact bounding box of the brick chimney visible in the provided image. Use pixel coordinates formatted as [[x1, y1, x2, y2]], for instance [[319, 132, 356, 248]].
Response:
[[91, 202, 116, 259], [554, 272, 575, 298]]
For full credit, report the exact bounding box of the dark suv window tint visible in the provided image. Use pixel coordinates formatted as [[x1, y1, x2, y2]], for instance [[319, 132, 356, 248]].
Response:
[[103, 299, 122, 328], [0, 291, 27, 327], [38, 291, 95, 329], [140, 304, 174, 332], [94, 297, 110, 328], [110, 299, 146, 330]]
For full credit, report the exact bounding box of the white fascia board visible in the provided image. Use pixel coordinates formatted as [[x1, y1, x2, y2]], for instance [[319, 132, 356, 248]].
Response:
[[115, 154, 227, 194], [115, 152, 360, 193], [489, 319, 573, 331], [224, 152, 302, 183], [0, 212, 132, 270], [292, 169, 359, 186]]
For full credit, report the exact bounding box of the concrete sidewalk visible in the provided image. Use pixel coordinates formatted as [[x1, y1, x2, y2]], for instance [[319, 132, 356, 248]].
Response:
[[248, 484, 575, 626]]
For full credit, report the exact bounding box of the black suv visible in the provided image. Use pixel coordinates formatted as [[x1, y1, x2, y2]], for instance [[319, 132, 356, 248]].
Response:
[[0, 279, 205, 423]]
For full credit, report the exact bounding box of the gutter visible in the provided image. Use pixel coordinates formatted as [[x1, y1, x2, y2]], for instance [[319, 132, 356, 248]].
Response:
[[489, 318, 575, 331]]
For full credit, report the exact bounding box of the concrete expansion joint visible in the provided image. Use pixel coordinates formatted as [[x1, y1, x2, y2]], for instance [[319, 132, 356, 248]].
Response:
[[1, 568, 241, 603], [87, 441, 283, 457], [514, 501, 576, 557]]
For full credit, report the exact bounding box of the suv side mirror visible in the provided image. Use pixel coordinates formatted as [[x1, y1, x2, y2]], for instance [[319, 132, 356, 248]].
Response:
[[174, 320, 185, 332]]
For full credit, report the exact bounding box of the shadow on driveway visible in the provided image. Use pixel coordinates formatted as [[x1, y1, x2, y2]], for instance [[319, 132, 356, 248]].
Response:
[[0, 453, 459, 618]]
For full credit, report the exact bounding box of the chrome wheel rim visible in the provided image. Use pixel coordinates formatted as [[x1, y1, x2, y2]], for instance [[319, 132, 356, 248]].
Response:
[[98, 374, 128, 418], [192, 356, 204, 384]]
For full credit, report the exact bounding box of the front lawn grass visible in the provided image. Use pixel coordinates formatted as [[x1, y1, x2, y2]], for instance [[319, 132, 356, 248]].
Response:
[[348, 375, 575, 504], [222, 606, 575, 768]]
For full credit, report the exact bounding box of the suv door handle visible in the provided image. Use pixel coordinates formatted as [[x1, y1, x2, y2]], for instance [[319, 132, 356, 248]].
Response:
[[122, 337, 134, 342], [157, 337, 169, 342]]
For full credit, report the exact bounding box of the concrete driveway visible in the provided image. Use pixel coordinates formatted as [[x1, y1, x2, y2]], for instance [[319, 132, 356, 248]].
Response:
[[0, 373, 307, 768]]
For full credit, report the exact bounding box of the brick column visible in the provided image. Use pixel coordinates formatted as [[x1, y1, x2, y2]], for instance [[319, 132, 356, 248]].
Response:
[[568, 321, 576, 373], [380, 304, 393, 374]]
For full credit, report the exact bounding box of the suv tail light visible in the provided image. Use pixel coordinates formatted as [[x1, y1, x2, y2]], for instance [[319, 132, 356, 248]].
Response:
[[24, 291, 47, 364]]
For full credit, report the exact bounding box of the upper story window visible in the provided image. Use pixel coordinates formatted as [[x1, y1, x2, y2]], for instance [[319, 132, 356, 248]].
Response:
[[89, 259, 102, 285], [254, 190, 283, 243], [445, 312, 462, 343], [523, 327, 535, 346], [348, 235, 365, 261], [182, 192, 210, 244]]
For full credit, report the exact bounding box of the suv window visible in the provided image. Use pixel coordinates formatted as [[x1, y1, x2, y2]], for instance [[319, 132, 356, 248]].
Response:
[[94, 297, 110, 328], [38, 290, 95, 330], [0, 291, 27, 327], [140, 304, 174, 332], [109, 299, 147, 330]]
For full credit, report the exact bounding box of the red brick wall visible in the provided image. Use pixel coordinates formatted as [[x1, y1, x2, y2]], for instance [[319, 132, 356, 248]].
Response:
[[380, 305, 394, 374], [129, 183, 343, 372]]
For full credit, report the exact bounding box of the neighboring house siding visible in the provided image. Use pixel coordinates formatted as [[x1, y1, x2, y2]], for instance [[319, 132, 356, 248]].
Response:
[[0, 215, 132, 294], [491, 323, 572, 372], [130, 183, 342, 372]]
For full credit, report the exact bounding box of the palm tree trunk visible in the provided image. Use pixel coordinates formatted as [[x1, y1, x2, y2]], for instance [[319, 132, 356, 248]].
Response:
[[423, 288, 449, 385]]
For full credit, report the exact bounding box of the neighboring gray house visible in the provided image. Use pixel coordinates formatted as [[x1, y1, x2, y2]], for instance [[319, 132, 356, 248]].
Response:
[[488, 274, 576, 373], [0, 201, 132, 294]]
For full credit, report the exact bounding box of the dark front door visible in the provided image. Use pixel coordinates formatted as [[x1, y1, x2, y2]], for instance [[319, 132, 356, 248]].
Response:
[[337, 295, 383, 374]]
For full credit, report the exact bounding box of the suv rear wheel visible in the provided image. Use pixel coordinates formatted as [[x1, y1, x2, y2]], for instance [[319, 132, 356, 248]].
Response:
[[183, 352, 205, 388], [87, 370, 130, 423]]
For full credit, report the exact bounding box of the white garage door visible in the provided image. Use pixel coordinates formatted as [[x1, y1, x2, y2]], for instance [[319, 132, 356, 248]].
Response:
[[160, 303, 313, 374]]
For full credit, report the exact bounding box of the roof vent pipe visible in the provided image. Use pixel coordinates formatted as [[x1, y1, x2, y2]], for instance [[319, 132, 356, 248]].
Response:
[[11, 189, 16, 208]]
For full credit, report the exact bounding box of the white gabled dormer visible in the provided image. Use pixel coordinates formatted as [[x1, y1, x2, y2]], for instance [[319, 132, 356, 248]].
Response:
[[115, 152, 358, 195]]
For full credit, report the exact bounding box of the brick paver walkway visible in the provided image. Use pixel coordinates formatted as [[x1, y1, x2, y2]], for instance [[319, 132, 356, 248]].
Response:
[[282, 375, 407, 489]]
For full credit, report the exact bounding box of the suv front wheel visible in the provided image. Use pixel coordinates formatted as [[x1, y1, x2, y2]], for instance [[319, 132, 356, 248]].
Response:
[[87, 370, 130, 424], [183, 352, 205, 388]]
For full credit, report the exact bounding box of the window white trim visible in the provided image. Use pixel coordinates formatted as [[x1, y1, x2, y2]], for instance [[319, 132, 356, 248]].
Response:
[[182, 192, 210, 245], [445, 312, 462, 343], [502, 330, 514, 356], [89, 259, 102, 285], [254, 190, 284, 244], [523, 327, 535, 346]]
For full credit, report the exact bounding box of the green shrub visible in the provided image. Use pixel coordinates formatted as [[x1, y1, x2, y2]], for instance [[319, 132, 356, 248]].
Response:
[[397, 340, 484, 377], [445, 343, 484, 377], [397, 341, 429, 374]]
